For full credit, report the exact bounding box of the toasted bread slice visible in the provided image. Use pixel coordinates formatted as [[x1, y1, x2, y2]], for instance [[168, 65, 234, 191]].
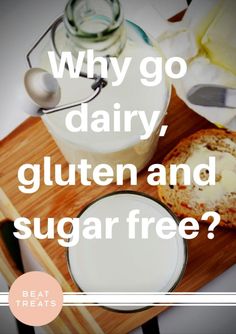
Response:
[[157, 129, 236, 228]]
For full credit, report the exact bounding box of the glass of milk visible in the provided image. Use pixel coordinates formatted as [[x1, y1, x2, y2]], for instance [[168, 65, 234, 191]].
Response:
[[67, 191, 187, 312], [37, 0, 171, 180]]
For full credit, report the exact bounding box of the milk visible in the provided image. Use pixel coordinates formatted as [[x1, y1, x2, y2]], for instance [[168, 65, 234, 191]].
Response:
[[68, 192, 187, 311], [41, 21, 170, 180]]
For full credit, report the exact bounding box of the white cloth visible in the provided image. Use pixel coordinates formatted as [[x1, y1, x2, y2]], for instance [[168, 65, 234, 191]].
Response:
[[156, 0, 236, 130]]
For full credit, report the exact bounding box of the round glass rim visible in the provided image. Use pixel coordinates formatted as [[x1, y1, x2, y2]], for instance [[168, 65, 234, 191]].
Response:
[[66, 190, 188, 313], [64, 0, 123, 39]]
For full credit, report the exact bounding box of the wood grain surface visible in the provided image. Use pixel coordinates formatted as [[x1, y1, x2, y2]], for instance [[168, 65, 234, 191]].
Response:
[[1, 90, 236, 334]]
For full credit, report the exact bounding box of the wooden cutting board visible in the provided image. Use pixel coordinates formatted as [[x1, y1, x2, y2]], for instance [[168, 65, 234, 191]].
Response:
[[1, 90, 236, 334]]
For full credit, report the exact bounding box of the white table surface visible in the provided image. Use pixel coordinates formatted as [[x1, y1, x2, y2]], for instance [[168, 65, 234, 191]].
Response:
[[132, 264, 236, 334]]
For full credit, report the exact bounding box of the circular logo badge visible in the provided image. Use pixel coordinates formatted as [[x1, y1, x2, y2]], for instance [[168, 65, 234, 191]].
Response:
[[9, 272, 63, 326]]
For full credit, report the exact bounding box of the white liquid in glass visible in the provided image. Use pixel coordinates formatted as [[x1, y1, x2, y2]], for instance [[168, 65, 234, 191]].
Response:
[[41, 24, 170, 179], [44, 41, 168, 152], [68, 193, 186, 311]]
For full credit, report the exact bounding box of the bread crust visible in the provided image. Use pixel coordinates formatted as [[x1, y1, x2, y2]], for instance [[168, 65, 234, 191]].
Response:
[[157, 129, 236, 229]]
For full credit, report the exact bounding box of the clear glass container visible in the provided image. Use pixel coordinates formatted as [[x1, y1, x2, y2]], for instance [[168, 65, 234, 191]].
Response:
[[67, 191, 187, 312], [37, 0, 171, 180]]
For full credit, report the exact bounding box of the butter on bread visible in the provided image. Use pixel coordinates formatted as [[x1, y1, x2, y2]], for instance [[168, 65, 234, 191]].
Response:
[[157, 129, 236, 229]]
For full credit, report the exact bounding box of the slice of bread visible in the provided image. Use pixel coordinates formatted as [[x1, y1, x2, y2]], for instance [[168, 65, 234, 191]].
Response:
[[157, 129, 236, 229]]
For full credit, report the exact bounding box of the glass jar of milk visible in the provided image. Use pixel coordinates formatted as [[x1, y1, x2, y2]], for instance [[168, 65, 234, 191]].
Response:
[[39, 0, 170, 180]]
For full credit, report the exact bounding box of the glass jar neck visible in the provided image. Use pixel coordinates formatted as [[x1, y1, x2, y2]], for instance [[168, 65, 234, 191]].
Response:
[[64, 0, 126, 57]]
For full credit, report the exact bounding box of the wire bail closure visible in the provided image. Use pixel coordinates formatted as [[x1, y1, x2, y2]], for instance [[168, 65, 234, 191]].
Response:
[[26, 15, 108, 115]]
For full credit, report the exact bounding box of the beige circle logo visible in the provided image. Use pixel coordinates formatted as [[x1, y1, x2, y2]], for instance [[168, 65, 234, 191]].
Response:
[[9, 272, 63, 326]]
